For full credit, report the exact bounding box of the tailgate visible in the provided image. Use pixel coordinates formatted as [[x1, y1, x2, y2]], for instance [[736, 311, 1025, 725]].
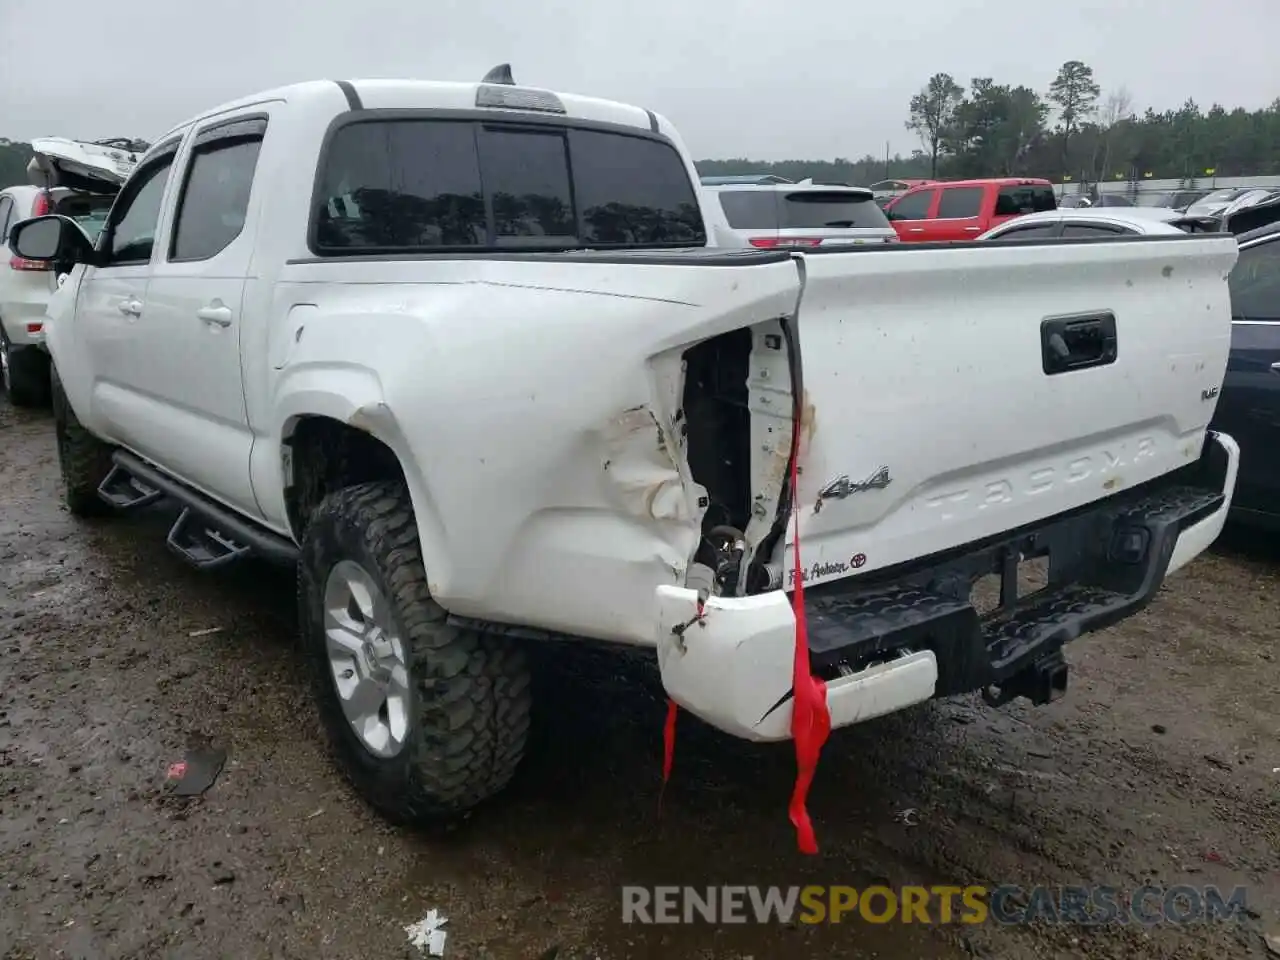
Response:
[[786, 235, 1239, 586]]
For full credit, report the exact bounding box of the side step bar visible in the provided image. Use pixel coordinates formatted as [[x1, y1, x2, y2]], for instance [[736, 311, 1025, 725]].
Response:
[[99, 450, 298, 569]]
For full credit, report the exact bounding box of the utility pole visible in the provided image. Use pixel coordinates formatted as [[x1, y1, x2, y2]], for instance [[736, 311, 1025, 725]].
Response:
[[885, 140, 890, 181]]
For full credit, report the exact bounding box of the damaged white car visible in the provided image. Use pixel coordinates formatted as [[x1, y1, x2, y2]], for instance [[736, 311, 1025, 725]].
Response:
[[8, 69, 1241, 838], [0, 138, 141, 405]]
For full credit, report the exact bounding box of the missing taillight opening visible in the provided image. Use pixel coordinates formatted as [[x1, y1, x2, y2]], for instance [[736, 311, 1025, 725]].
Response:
[[680, 318, 796, 596]]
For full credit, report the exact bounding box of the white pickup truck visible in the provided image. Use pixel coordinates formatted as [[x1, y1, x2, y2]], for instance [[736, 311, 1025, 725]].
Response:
[[9, 69, 1241, 827]]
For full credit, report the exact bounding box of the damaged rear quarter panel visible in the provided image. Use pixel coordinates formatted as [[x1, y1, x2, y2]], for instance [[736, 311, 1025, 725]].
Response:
[[266, 258, 801, 645]]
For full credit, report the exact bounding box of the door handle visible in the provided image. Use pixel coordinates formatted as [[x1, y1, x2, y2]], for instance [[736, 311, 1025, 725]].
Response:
[[1271, 362, 1280, 374], [196, 304, 233, 328], [118, 298, 142, 316], [909, 227, 925, 233], [964, 226, 981, 232]]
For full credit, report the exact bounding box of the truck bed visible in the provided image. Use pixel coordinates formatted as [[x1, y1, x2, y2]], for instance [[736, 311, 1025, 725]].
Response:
[[269, 232, 1238, 648]]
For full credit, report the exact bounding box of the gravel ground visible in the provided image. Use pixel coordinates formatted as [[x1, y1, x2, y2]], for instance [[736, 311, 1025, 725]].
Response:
[[1, 396, 1278, 960]]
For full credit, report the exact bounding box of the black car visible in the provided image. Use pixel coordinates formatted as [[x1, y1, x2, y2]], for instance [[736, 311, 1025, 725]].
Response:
[[1211, 220, 1280, 528]]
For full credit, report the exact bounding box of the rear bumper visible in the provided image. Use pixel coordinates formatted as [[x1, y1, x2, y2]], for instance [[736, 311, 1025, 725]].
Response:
[[0, 295, 50, 348], [656, 431, 1239, 742]]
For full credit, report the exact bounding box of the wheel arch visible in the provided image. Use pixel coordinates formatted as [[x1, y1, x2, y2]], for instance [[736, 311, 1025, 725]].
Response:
[[279, 399, 450, 599]]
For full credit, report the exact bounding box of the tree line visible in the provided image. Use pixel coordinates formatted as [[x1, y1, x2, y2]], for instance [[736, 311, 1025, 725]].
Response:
[[4, 64, 1279, 193], [700, 61, 1280, 187]]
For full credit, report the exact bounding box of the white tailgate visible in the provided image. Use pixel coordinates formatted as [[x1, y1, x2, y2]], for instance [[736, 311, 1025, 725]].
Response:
[[787, 236, 1239, 586]]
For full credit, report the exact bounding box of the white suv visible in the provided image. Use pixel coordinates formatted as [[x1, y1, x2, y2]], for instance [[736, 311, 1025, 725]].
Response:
[[0, 138, 138, 405], [702, 179, 897, 248]]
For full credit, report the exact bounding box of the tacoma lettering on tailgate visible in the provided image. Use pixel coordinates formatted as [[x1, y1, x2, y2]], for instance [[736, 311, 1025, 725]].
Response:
[[925, 437, 1159, 521]]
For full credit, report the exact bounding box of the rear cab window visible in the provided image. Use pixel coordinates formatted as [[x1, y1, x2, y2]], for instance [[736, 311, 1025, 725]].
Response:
[[313, 117, 706, 254]]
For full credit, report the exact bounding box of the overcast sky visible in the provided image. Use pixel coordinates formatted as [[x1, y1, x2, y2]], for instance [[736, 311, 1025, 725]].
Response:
[[1, 0, 1276, 160]]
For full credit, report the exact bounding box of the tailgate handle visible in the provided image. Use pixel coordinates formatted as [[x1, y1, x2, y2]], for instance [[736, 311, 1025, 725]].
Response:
[[1041, 312, 1117, 375]]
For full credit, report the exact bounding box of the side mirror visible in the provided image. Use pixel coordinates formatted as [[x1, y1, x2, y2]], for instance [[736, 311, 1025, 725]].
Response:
[[8, 215, 96, 268]]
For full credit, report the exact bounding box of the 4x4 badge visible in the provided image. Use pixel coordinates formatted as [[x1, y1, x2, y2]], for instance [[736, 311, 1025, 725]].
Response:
[[818, 466, 892, 500]]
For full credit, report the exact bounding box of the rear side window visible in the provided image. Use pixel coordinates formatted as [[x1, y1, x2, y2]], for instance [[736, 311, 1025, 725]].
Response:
[[717, 191, 779, 229], [888, 189, 934, 221], [991, 222, 1059, 240], [995, 185, 1056, 216], [0, 195, 13, 241], [170, 127, 265, 261], [1061, 223, 1130, 238], [937, 187, 983, 219], [780, 191, 890, 230], [314, 119, 705, 254]]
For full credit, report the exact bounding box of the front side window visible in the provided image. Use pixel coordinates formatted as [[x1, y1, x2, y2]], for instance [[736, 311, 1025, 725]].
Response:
[[104, 157, 175, 265], [888, 189, 934, 221], [1229, 239, 1280, 321], [313, 118, 705, 254], [170, 135, 264, 261]]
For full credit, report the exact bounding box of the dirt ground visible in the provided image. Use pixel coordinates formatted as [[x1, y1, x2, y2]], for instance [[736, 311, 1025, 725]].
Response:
[[1, 396, 1278, 960]]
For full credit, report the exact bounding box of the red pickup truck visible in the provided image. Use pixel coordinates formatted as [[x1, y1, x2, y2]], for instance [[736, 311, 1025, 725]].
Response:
[[883, 178, 1057, 242]]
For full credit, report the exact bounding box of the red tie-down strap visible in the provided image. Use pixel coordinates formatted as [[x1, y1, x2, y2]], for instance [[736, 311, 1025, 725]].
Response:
[[660, 413, 831, 854], [787, 425, 831, 854]]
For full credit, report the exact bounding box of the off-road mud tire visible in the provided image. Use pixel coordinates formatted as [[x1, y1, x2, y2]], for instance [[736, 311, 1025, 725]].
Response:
[[50, 364, 113, 517], [298, 480, 533, 823]]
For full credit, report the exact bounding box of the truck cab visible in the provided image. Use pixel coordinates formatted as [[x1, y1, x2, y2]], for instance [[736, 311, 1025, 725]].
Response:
[[884, 178, 1057, 242]]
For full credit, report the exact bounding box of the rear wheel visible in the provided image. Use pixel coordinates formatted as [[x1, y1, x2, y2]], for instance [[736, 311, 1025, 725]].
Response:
[[298, 480, 532, 823], [1, 332, 51, 407], [50, 364, 113, 517]]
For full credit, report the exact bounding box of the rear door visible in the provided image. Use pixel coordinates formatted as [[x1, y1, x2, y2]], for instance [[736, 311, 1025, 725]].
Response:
[[930, 185, 986, 241], [1210, 232, 1280, 520], [776, 189, 895, 246], [134, 110, 269, 516], [886, 188, 938, 242]]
